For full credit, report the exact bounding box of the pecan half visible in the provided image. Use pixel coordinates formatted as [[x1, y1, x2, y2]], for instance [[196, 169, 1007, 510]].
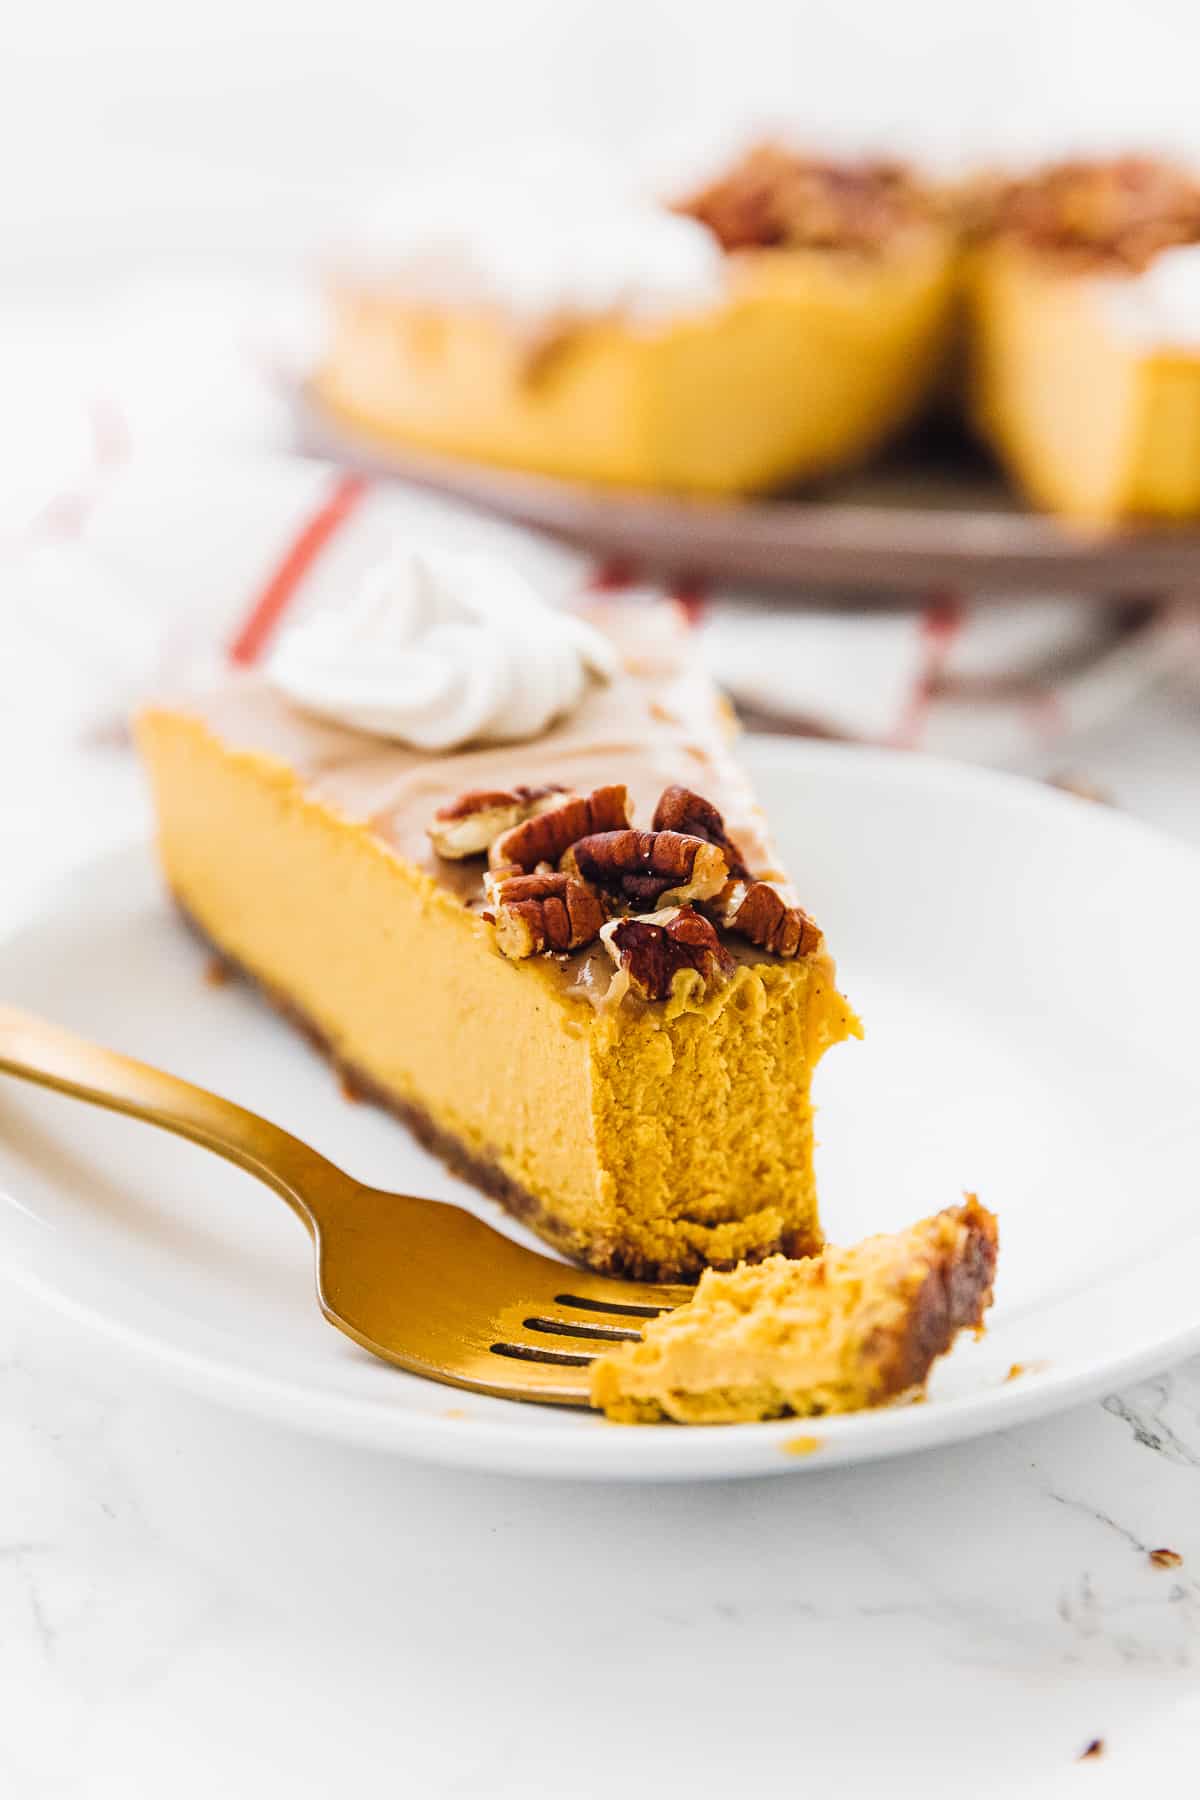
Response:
[[676, 144, 937, 255], [715, 879, 823, 958], [601, 906, 734, 1002], [970, 155, 1200, 272], [429, 784, 567, 860], [486, 872, 605, 960], [489, 784, 630, 874], [564, 829, 729, 909], [652, 784, 748, 879]]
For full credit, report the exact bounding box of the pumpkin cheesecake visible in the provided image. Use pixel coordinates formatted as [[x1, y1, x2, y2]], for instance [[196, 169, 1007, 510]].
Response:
[[965, 157, 1200, 522], [135, 551, 859, 1280], [591, 1198, 998, 1423], [314, 146, 957, 496]]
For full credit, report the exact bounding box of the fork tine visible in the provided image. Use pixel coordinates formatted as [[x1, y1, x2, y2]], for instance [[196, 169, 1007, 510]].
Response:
[[493, 1295, 646, 1349], [452, 1343, 598, 1407], [519, 1310, 643, 1344], [523, 1263, 692, 1315]]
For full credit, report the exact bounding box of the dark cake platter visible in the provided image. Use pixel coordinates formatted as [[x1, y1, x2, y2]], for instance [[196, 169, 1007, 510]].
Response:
[[293, 385, 1200, 601]]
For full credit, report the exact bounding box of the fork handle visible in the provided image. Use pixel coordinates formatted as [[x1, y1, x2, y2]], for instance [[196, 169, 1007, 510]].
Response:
[[0, 1004, 343, 1232]]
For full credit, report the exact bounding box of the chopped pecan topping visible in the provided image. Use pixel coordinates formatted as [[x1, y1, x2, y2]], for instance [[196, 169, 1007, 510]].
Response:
[[565, 829, 728, 909], [652, 784, 748, 879], [601, 906, 734, 1001], [429, 784, 567, 860], [677, 143, 939, 255], [486, 871, 605, 960], [969, 156, 1200, 271], [716, 879, 823, 958], [460, 772, 821, 990], [489, 784, 630, 874]]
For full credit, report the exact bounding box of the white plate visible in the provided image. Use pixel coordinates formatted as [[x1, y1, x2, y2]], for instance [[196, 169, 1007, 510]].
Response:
[[2, 741, 1199, 1481]]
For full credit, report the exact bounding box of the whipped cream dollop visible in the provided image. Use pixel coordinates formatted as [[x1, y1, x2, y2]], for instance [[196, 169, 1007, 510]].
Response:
[[334, 172, 724, 326], [267, 547, 618, 751], [1095, 243, 1200, 347]]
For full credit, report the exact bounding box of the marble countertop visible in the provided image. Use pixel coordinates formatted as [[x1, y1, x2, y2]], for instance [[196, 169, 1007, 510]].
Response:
[[4, 688, 1200, 1799]]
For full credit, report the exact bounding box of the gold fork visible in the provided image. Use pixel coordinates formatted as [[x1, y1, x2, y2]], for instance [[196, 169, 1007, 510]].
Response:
[[0, 1006, 687, 1407]]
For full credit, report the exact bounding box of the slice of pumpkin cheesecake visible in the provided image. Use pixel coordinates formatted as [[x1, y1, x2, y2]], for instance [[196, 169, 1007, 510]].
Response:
[[965, 156, 1200, 522], [135, 553, 860, 1281], [314, 146, 957, 496], [590, 1198, 998, 1422]]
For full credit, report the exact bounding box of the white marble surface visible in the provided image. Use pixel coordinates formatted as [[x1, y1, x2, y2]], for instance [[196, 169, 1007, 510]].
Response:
[[4, 685, 1200, 1798]]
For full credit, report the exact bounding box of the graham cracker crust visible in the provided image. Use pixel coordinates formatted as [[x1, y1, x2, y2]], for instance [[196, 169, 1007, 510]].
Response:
[[887, 1199, 999, 1397], [175, 897, 816, 1282]]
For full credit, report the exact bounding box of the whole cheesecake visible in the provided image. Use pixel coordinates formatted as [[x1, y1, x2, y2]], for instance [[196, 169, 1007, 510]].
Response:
[[314, 146, 958, 497], [135, 571, 860, 1281], [965, 157, 1200, 522]]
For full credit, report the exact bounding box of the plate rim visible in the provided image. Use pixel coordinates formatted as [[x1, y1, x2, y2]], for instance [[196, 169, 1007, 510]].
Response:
[[4, 738, 1200, 1480]]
